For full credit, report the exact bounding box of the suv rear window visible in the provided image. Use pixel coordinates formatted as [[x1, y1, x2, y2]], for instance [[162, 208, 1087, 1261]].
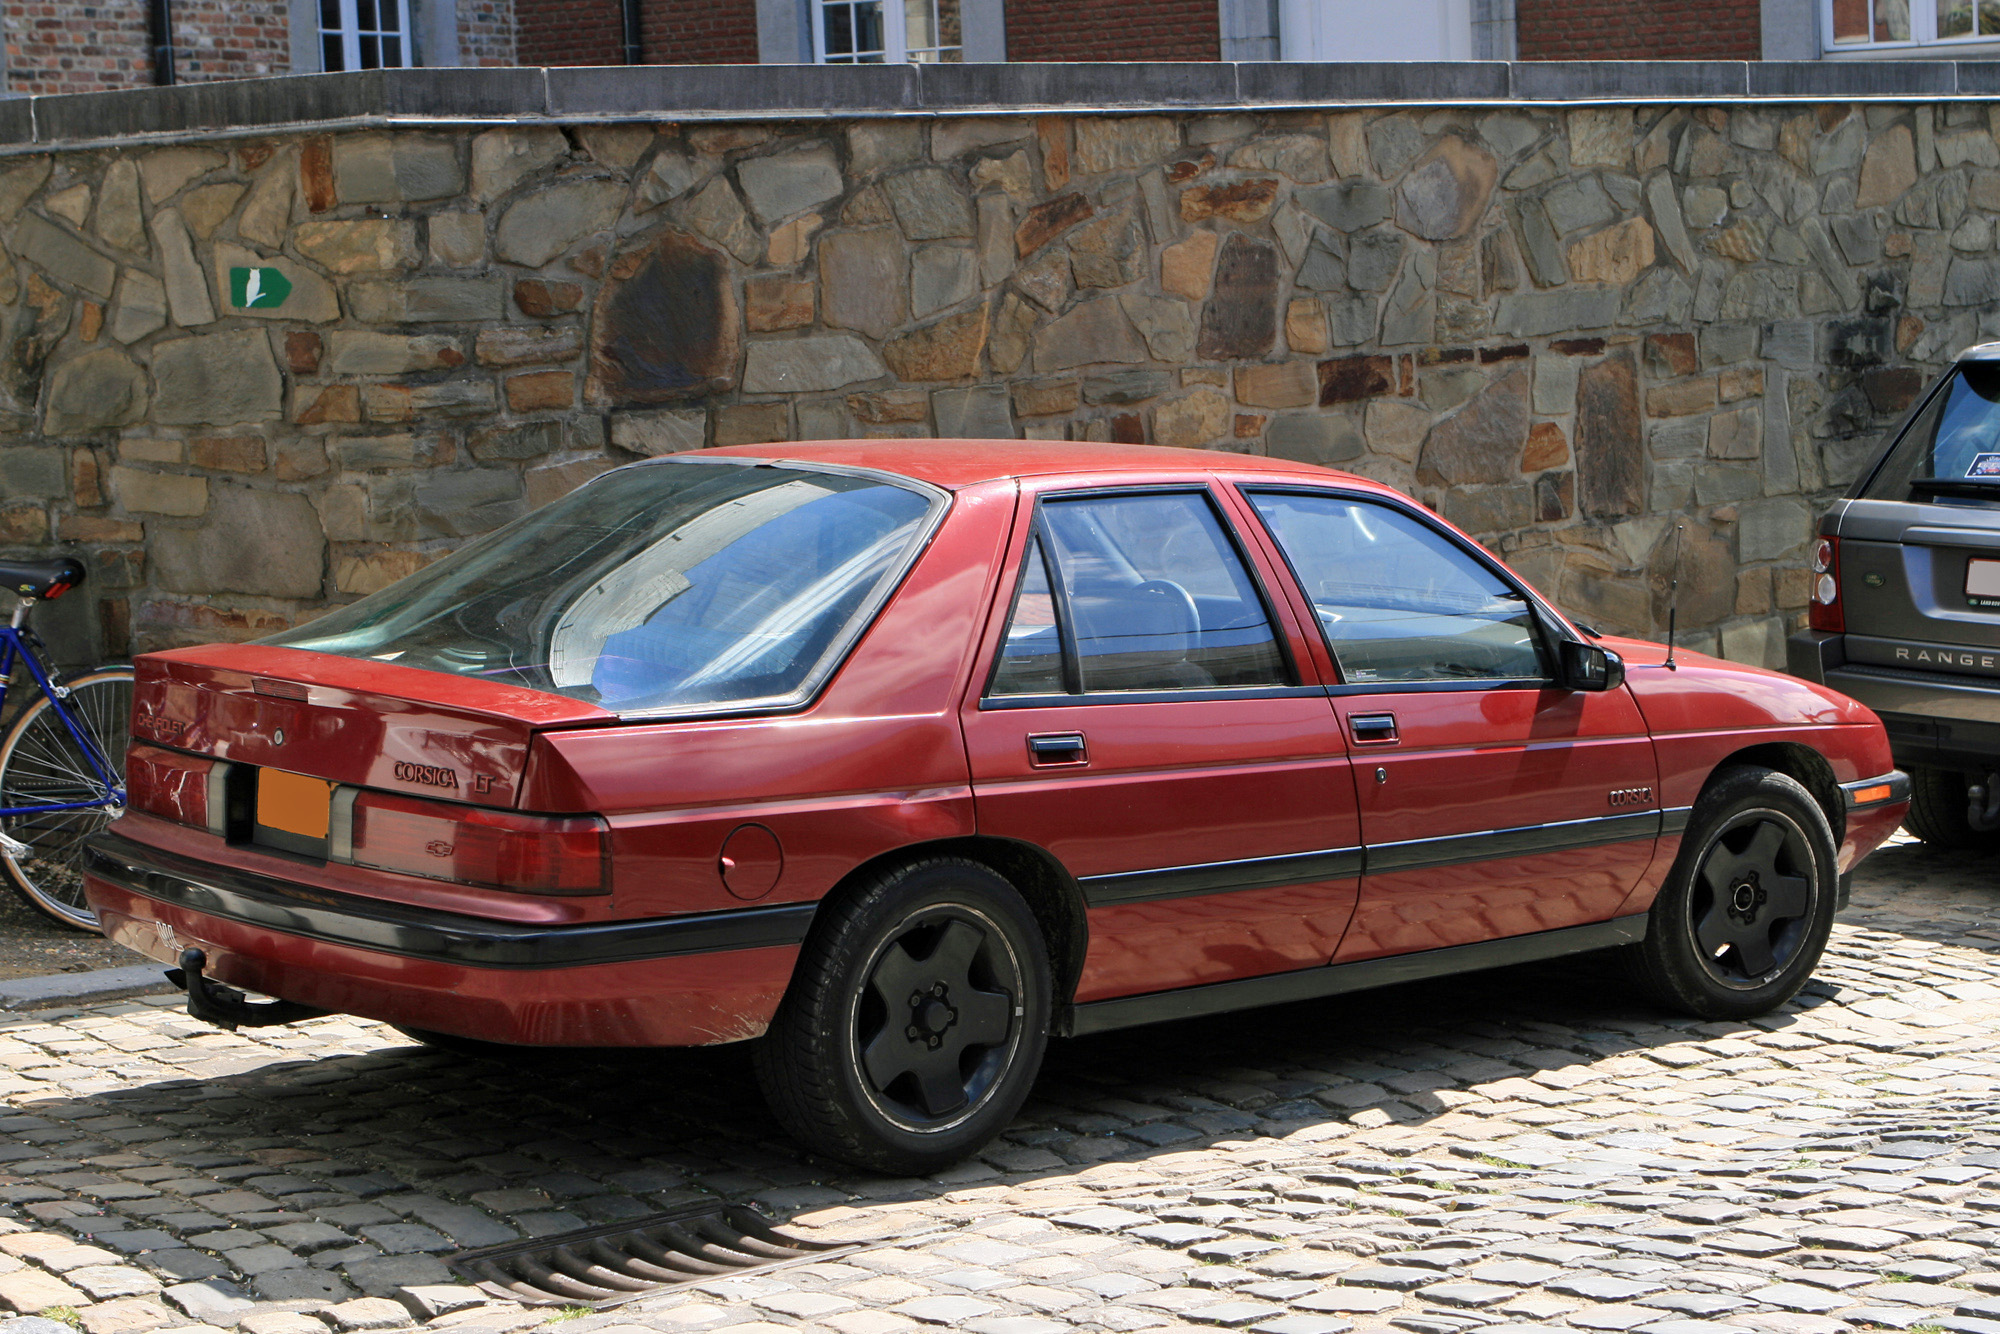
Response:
[[265, 459, 942, 718], [1860, 362, 2000, 503]]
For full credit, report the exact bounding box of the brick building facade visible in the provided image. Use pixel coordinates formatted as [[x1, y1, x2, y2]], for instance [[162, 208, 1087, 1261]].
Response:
[[1515, 0, 1763, 59]]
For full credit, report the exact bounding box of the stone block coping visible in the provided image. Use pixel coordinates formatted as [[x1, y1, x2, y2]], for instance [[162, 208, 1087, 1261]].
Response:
[[5, 60, 2000, 153]]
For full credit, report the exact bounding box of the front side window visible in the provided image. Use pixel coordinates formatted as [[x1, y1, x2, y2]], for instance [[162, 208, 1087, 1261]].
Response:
[[321, 0, 413, 69], [1858, 362, 2000, 504], [989, 491, 1291, 697], [266, 460, 942, 718], [1247, 491, 1547, 685], [816, 0, 962, 62]]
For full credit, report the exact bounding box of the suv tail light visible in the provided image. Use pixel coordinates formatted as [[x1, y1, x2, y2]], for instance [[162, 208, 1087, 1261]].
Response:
[[1809, 537, 1843, 632], [343, 790, 608, 895], [127, 745, 220, 832]]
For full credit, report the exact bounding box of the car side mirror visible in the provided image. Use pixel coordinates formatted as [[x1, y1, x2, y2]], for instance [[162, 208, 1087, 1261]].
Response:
[[1560, 640, 1625, 692]]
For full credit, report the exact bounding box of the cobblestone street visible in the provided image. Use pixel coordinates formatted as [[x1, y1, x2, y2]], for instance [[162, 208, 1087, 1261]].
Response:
[[2, 831, 1998, 1334]]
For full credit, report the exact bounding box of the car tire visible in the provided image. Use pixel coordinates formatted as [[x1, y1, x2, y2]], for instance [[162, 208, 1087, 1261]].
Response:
[[1903, 765, 2000, 849], [754, 857, 1050, 1175], [1624, 766, 1838, 1020]]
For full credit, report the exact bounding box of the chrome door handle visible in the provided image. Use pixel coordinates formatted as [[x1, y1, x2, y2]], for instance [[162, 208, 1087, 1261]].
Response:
[[1027, 732, 1087, 765]]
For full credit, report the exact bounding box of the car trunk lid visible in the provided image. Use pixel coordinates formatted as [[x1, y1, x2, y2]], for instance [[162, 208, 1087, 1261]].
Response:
[[1836, 499, 2000, 677], [133, 643, 618, 810]]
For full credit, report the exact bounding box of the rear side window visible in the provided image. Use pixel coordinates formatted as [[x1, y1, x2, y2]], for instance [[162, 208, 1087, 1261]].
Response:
[[1860, 362, 2000, 503], [1246, 491, 1547, 685], [988, 491, 1291, 697]]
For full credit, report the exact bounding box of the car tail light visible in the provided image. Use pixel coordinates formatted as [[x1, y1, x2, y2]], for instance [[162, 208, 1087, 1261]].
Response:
[[343, 790, 608, 895], [1809, 537, 1843, 632], [127, 745, 217, 831]]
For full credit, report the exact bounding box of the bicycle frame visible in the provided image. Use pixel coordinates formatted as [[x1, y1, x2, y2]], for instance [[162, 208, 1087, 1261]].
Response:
[[0, 600, 126, 818]]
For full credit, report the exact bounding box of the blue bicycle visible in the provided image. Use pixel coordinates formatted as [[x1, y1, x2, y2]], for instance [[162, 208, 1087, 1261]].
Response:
[[0, 557, 130, 931]]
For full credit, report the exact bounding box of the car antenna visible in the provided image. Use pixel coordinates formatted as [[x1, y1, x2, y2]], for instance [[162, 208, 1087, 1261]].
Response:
[[1663, 522, 1684, 671]]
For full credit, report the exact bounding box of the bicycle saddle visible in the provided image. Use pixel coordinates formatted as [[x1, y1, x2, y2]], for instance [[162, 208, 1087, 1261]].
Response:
[[0, 556, 85, 600]]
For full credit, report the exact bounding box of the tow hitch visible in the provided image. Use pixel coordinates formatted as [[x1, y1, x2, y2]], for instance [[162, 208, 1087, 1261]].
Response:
[[165, 947, 329, 1032]]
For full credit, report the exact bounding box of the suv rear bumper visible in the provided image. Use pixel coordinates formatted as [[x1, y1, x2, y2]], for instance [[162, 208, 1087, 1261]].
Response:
[[82, 830, 808, 1047], [1789, 630, 2000, 772]]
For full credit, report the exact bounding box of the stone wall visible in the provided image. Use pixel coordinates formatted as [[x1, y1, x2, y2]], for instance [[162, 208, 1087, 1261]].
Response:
[[0, 69, 1977, 669]]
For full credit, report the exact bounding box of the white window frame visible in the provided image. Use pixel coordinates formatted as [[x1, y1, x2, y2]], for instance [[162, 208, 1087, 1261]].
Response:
[[320, 0, 417, 70], [1820, 0, 2000, 51], [810, 0, 962, 63]]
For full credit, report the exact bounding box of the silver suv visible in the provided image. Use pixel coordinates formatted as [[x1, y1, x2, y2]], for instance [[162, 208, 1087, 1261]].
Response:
[[1790, 344, 2000, 848]]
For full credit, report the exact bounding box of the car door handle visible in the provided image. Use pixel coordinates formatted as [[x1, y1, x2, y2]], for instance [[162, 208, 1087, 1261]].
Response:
[[1349, 712, 1398, 745], [1027, 732, 1088, 766]]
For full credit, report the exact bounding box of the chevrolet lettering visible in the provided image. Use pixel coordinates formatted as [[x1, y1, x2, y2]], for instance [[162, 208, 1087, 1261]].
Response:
[[87, 441, 1909, 1174]]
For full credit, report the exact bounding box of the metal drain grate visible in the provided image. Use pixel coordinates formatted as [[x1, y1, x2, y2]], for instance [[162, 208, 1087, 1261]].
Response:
[[446, 1205, 860, 1307]]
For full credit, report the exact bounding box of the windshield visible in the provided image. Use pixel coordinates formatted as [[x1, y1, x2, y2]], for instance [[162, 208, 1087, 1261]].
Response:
[[1860, 362, 2000, 502], [265, 460, 943, 717]]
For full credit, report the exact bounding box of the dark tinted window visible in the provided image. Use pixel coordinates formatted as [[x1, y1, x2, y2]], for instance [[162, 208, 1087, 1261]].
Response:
[[1032, 492, 1290, 693], [1247, 491, 1547, 684], [1860, 362, 2000, 503]]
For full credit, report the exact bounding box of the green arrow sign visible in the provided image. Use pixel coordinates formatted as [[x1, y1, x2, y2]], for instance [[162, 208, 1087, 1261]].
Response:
[[229, 266, 292, 310]]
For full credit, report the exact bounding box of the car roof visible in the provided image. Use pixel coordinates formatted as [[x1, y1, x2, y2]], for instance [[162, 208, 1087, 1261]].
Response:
[[696, 439, 1392, 492]]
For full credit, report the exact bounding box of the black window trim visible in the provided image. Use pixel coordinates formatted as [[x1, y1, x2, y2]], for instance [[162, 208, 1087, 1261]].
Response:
[[978, 482, 1301, 709], [1236, 482, 1571, 694]]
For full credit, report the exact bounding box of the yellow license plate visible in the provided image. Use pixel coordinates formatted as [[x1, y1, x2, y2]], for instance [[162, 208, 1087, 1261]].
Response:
[[256, 769, 334, 841]]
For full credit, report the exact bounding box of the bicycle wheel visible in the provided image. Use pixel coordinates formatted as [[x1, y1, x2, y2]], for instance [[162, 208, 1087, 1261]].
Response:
[[0, 667, 133, 931]]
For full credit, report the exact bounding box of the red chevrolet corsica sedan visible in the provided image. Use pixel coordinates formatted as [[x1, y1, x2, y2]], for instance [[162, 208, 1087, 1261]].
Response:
[[86, 442, 1907, 1172]]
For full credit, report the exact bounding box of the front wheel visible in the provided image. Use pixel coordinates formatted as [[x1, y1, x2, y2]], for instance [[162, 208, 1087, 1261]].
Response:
[[754, 858, 1050, 1175], [1624, 765, 1838, 1020], [0, 666, 133, 932]]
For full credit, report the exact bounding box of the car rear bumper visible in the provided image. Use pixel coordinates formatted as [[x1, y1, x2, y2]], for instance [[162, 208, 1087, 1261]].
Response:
[[83, 831, 809, 1048], [1790, 631, 2000, 772]]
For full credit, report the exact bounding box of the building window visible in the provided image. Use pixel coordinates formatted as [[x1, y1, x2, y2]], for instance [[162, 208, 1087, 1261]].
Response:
[[1824, 0, 2000, 47], [321, 0, 414, 69], [814, 0, 962, 62]]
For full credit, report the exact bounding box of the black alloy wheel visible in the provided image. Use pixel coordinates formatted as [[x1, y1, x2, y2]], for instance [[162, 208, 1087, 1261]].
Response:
[[1686, 809, 1816, 987], [1624, 765, 1838, 1020], [756, 857, 1051, 1174], [853, 907, 1021, 1131]]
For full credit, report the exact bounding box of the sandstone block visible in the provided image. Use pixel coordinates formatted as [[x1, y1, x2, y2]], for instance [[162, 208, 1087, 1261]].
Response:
[[296, 219, 421, 274], [44, 182, 89, 229], [1318, 354, 1395, 405], [1577, 351, 1643, 518], [1197, 234, 1278, 361], [495, 181, 625, 268], [1162, 231, 1219, 301], [1297, 181, 1390, 233], [429, 211, 485, 267], [769, 211, 823, 267], [189, 436, 267, 473], [884, 306, 988, 382], [295, 385, 361, 425], [1396, 136, 1497, 241], [0, 445, 64, 496], [1016, 193, 1093, 256], [638, 151, 700, 211], [849, 121, 924, 176], [745, 277, 814, 332], [111, 465, 205, 516], [1235, 361, 1318, 409], [738, 144, 843, 225], [885, 168, 975, 241], [1180, 180, 1279, 224], [467, 421, 559, 461], [588, 230, 738, 405], [1858, 125, 1917, 209], [1568, 108, 1632, 169], [976, 194, 1014, 286], [0, 158, 50, 224], [180, 182, 243, 240], [471, 127, 567, 203], [1419, 366, 1530, 487], [44, 347, 148, 436], [1445, 483, 1535, 535], [713, 402, 789, 446], [153, 330, 283, 426], [683, 177, 761, 263], [348, 278, 504, 323], [819, 228, 909, 339], [148, 207, 215, 326], [17, 213, 116, 299], [504, 371, 574, 412], [912, 245, 978, 319], [471, 326, 577, 368], [1118, 293, 1196, 363], [334, 134, 462, 204], [970, 150, 1033, 200], [330, 332, 466, 375], [94, 160, 146, 254], [1568, 216, 1657, 286], [1153, 390, 1231, 448], [1074, 117, 1178, 174], [515, 279, 584, 317], [1033, 297, 1147, 372], [138, 146, 224, 203], [362, 380, 497, 421], [1522, 421, 1569, 472], [1364, 398, 1429, 461], [238, 154, 295, 248], [610, 408, 705, 455], [742, 334, 886, 394], [1269, 410, 1364, 465], [1285, 297, 1327, 355]]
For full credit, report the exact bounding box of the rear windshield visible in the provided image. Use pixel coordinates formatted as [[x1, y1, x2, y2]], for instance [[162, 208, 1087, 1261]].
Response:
[[1859, 362, 2000, 503], [266, 459, 943, 717]]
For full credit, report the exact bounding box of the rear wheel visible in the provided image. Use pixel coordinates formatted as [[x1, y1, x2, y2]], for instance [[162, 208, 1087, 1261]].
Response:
[[1903, 765, 2000, 849], [0, 667, 132, 931], [755, 858, 1050, 1174], [1625, 766, 1838, 1020]]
